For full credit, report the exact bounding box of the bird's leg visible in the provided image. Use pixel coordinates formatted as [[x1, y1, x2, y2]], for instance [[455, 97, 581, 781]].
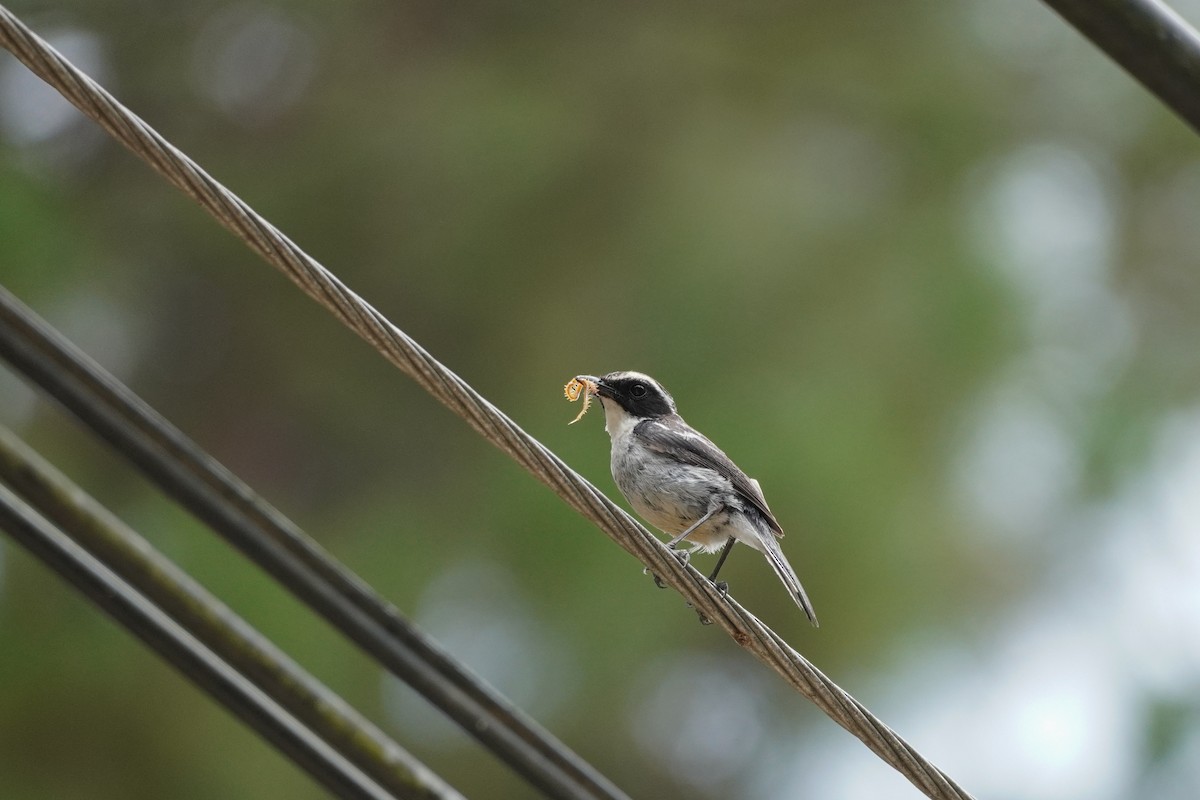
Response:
[[707, 537, 735, 580], [707, 537, 735, 597], [648, 506, 720, 591], [666, 505, 721, 549]]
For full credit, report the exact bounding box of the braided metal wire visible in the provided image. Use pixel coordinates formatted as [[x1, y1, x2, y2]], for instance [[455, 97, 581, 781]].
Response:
[[0, 8, 972, 799]]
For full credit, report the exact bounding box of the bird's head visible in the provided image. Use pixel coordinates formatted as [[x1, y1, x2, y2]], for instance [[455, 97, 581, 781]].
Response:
[[576, 371, 676, 422]]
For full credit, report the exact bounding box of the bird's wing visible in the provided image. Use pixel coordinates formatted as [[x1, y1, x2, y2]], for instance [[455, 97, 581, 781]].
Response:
[[635, 417, 784, 537]]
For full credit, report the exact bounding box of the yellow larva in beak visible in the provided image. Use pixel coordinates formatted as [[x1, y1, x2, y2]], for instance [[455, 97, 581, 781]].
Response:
[[563, 376, 596, 424]]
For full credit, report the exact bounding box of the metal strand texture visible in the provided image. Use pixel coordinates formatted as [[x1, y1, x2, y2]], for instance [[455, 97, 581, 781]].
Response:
[[0, 283, 625, 800], [0, 7, 971, 800], [0, 485, 394, 800], [0, 424, 462, 800]]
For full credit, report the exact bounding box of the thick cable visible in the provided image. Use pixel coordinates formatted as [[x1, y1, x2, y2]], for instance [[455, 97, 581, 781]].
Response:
[[0, 424, 462, 800], [1039, 0, 1200, 134], [0, 8, 972, 799], [0, 484, 394, 800], [0, 292, 624, 800]]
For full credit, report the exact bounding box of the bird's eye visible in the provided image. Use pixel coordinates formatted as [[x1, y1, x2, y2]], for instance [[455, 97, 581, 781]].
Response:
[[631, 384, 647, 397]]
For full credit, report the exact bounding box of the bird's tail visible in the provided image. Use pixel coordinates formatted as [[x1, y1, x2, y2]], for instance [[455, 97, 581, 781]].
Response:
[[761, 537, 819, 627]]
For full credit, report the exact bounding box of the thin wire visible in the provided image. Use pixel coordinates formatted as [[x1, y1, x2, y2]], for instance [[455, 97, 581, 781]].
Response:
[[0, 424, 462, 800], [0, 7, 972, 799], [0, 289, 624, 800], [1039, 0, 1200, 134], [0, 484, 395, 800]]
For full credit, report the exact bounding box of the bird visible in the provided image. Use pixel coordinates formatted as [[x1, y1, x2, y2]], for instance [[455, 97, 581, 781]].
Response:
[[576, 371, 818, 626]]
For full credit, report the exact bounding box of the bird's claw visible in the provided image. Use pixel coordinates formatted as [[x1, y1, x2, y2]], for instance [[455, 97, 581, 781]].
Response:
[[713, 580, 729, 598], [684, 601, 714, 625], [646, 548, 710, 621], [666, 547, 691, 568], [642, 566, 669, 589], [643, 547, 690, 589]]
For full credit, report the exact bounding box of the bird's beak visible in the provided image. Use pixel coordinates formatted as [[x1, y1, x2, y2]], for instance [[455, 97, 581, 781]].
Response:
[[576, 375, 607, 397]]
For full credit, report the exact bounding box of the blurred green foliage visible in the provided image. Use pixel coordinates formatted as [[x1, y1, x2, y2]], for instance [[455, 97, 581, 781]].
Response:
[[2, 1, 1200, 798]]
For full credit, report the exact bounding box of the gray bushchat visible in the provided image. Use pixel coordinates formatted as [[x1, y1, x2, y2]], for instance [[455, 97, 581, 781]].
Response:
[[575, 371, 818, 626]]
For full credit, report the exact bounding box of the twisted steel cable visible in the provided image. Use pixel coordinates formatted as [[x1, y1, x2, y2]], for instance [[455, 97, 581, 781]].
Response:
[[0, 484, 397, 800], [0, 7, 972, 799], [0, 424, 462, 800], [0, 281, 625, 800]]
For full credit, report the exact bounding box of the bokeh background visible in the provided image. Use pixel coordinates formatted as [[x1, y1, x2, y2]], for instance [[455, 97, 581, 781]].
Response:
[[2, 1, 1200, 798]]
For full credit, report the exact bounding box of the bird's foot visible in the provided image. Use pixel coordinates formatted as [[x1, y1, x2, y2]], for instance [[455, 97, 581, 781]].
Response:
[[666, 546, 691, 567], [684, 601, 714, 626], [712, 580, 729, 598], [644, 546, 691, 588], [642, 566, 668, 589]]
